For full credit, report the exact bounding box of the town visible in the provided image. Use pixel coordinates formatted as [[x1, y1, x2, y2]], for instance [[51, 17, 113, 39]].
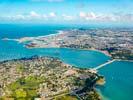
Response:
[[0, 56, 104, 100], [10, 28, 133, 60]]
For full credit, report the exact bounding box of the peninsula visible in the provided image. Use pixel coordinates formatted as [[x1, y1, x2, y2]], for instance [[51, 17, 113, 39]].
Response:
[[0, 56, 104, 100], [4, 28, 133, 60]]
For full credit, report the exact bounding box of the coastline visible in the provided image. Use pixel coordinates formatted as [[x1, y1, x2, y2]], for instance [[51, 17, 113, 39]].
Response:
[[0, 56, 103, 100], [2, 29, 132, 62], [1, 38, 133, 100], [2, 39, 133, 63], [2, 30, 64, 43], [81, 48, 112, 57], [25, 46, 133, 62], [115, 59, 133, 62], [26, 45, 112, 58]]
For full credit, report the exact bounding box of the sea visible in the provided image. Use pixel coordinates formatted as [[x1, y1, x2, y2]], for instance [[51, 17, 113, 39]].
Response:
[[0, 24, 133, 100]]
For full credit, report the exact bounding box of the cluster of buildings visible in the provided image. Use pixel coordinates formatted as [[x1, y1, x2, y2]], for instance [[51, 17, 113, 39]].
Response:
[[0, 56, 100, 100], [23, 28, 133, 60]]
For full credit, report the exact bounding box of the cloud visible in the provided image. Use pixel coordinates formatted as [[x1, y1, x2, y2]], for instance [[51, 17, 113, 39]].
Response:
[[14, 14, 25, 20], [1, 11, 133, 24], [5, 11, 48, 21], [31, 0, 64, 2], [79, 12, 133, 22], [3, 11, 56, 21], [79, 12, 96, 20], [113, 13, 133, 22], [6, 15, 26, 21], [29, 11, 41, 18], [79, 12, 86, 17], [47, 0, 64, 2], [49, 12, 56, 17], [62, 14, 74, 21]]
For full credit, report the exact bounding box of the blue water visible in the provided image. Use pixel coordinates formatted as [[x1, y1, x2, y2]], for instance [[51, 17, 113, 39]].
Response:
[[0, 41, 109, 68], [0, 24, 72, 38], [0, 24, 109, 67], [99, 61, 133, 100], [0, 24, 133, 100]]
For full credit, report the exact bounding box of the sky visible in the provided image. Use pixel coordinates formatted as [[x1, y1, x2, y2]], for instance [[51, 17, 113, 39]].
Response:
[[0, 0, 133, 26]]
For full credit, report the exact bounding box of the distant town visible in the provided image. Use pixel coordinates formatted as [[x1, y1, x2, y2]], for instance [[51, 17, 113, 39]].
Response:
[[6, 28, 133, 60]]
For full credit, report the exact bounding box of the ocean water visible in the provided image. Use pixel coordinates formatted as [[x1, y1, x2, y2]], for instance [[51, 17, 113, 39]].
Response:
[[0, 24, 133, 100], [99, 61, 133, 100], [0, 41, 110, 68], [0, 24, 72, 38], [0, 24, 109, 67]]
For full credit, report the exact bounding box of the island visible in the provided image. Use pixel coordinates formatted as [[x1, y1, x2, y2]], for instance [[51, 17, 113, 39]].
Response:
[[0, 56, 104, 100]]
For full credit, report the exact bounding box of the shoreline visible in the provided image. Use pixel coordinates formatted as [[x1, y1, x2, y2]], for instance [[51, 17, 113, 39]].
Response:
[[2, 30, 133, 62], [79, 48, 112, 57], [26, 45, 112, 57], [115, 59, 133, 62], [2, 30, 64, 43], [27, 46, 133, 62], [1, 43, 133, 63], [0, 56, 103, 100]]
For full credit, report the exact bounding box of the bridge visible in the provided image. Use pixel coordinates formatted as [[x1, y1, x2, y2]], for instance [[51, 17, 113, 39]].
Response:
[[91, 59, 116, 72], [94, 59, 116, 70]]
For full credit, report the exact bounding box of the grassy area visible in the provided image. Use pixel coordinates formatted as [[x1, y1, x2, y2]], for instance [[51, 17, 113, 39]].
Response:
[[54, 94, 78, 100], [1, 75, 45, 100], [16, 63, 26, 73], [86, 91, 101, 100]]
